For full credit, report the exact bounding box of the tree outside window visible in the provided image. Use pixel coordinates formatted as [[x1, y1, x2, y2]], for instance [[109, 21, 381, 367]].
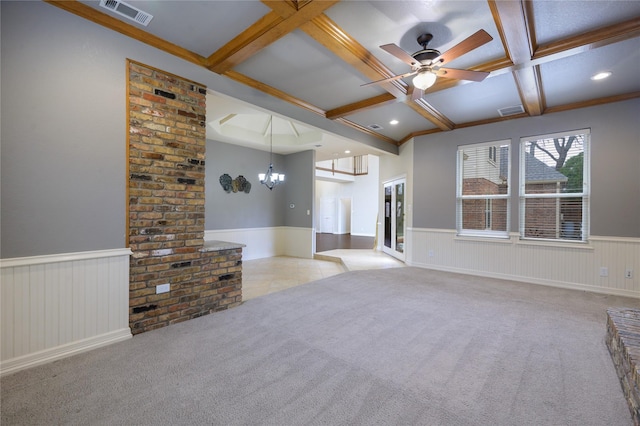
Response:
[[520, 130, 589, 242]]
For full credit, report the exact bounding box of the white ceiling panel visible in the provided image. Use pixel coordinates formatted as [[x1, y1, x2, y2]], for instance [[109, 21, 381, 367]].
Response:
[[234, 30, 385, 111], [83, 1, 270, 57], [541, 37, 640, 108], [533, 0, 640, 45], [345, 102, 439, 141], [424, 73, 522, 124]]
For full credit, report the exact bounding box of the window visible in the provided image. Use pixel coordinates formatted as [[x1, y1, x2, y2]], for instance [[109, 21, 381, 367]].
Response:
[[519, 129, 590, 242], [488, 146, 497, 163], [456, 141, 510, 238]]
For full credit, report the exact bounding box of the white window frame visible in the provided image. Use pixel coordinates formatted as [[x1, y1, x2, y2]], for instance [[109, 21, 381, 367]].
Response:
[[456, 140, 511, 238], [519, 129, 590, 243]]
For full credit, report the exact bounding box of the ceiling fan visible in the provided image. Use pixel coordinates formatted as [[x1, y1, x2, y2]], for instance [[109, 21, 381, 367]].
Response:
[[363, 29, 493, 100]]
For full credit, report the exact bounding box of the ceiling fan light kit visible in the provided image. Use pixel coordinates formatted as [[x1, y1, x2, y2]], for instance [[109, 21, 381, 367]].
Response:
[[413, 71, 437, 90], [364, 29, 494, 97]]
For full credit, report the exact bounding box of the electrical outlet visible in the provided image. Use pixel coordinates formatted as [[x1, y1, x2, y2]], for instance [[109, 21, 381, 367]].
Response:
[[428, 250, 435, 258], [626, 269, 633, 279], [156, 283, 170, 294], [599, 267, 609, 277]]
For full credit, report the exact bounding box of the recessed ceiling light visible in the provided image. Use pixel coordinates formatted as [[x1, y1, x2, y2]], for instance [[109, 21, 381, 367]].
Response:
[[591, 71, 611, 81], [390, 119, 399, 125], [344, 150, 351, 154]]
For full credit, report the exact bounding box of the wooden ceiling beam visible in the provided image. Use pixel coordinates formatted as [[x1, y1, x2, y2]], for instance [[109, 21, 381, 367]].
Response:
[[300, 15, 408, 99], [489, 0, 544, 116], [533, 17, 640, 64], [207, 0, 339, 74], [333, 118, 399, 146], [409, 99, 455, 131], [544, 91, 640, 115], [326, 94, 398, 120], [223, 70, 326, 117]]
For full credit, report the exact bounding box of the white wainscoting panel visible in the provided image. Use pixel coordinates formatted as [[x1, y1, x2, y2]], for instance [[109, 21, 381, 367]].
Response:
[[407, 228, 640, 298], [205, 227, 314, 260], [205, 228, 279, 261], [1, 249, 132, 375], [280, 227, 314, 259]]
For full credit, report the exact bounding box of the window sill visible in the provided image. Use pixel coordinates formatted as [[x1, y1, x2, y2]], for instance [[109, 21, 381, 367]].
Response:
[[454, 233, 512, 244], [515, 238, 594, 250]]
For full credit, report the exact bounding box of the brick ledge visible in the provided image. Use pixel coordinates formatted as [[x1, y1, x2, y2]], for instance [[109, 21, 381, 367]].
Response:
[[606, 307, 640, 425]]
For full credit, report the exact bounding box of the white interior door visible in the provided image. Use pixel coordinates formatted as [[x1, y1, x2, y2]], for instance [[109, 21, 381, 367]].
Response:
[[320, 197, 336, 234], [383, 178, 406, 261]]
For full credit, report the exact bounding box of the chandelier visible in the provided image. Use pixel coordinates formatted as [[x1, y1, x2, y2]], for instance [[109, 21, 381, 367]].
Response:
[[258, 116, 284, 190]]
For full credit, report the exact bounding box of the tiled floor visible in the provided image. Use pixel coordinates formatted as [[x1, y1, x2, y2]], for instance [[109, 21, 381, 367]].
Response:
[[242, 249, 405, 300]]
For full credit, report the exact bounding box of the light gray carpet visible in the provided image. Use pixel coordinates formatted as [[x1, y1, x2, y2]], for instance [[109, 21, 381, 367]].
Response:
[[2, 267, 637, 425]]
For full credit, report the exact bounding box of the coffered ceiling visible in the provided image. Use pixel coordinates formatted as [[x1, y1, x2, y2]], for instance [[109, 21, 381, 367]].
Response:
[[49, 1, 640, 161]]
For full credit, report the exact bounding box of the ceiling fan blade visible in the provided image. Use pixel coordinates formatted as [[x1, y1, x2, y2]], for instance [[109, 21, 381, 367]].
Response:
[[380, 43, 418, 67], [437, 67, 490, 82], [360, 70, 417, 87], [411, 86, 424, 101], [432, 29, 493, 66]]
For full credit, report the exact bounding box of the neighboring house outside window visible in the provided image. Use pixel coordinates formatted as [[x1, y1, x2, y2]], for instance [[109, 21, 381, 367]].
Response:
[[456, 141, 510, 238], [519, 129, 590, 242]]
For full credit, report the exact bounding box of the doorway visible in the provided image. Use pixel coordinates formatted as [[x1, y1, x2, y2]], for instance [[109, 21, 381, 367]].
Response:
[[383, 178, 406, 261]]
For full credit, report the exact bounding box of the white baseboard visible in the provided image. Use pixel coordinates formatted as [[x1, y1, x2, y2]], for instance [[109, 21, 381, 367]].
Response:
[[1, 328, 132, 376], [350, 232, 376, 237], [407, 261, 640, 299]]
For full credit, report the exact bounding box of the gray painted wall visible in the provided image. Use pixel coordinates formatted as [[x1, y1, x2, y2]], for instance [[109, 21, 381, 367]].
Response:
[[2, 1, 638, 259], [205, 140, 314, 230], [412, 98, 640, 237], [282, 150, 315, 229], [1, 1, 128, 258], [1, 1, 322, 258], [205, 140, 286, 229]]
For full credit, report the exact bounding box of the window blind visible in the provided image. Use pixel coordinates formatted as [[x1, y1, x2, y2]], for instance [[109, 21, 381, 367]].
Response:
[[456, 140, 510, 237], [519, 130, 590, 242]]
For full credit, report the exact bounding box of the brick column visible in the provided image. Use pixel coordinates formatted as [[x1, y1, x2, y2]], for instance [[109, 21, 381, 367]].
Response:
[[127, 60, 241, 334]]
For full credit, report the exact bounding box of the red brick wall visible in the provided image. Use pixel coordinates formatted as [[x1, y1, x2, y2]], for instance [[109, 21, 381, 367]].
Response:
[[127, 61, 241, 334], [523, 183, 582, 239], [461, 178, 507, 231]]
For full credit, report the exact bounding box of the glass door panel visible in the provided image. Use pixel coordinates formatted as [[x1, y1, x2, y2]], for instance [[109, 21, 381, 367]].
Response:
[[395, 182, 404, 253], [383, 178, 406, 261]]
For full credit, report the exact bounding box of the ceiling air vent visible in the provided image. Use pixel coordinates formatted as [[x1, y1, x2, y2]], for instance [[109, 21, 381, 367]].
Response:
[[368, 124, 384, 130], [99, 0, 153, 26], [497, 105, 525, 117]]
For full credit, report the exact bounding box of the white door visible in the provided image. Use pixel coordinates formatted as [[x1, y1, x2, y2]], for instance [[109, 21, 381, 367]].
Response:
[[383, 178, 406, 261], [320, 197, 336, 234]]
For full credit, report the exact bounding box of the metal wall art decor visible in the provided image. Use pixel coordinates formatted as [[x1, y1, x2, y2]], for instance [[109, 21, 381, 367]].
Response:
[[219, 173, 251, 193]]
